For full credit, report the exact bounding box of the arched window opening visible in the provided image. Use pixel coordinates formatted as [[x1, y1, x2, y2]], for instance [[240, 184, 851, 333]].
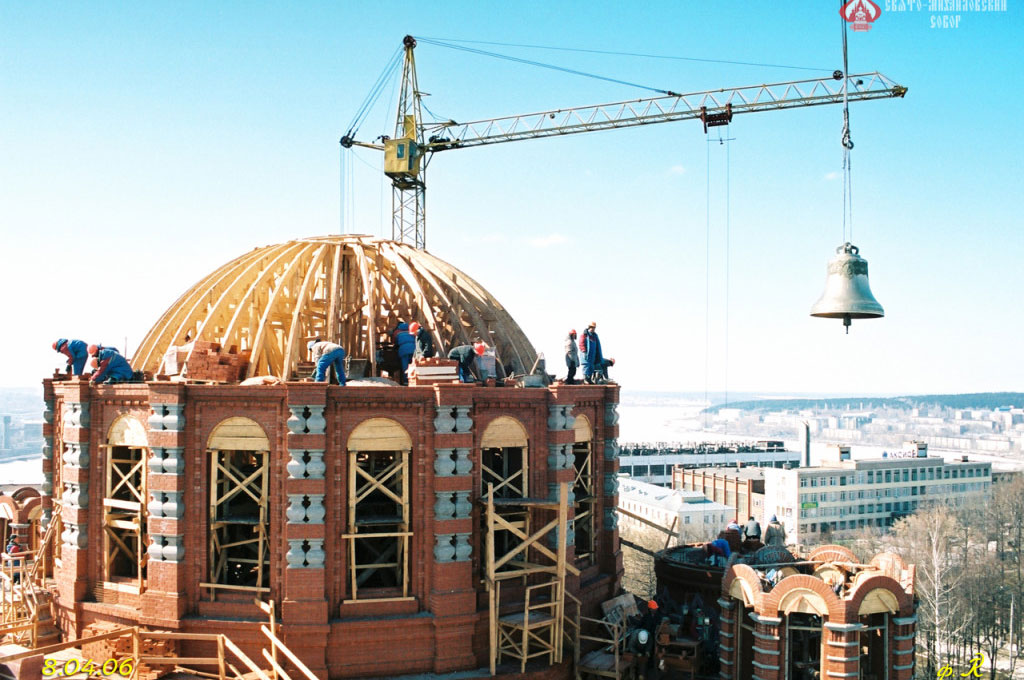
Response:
[[103, 416, 149, 590], [572, 415, 595, 563], [785, 612, 823, 679], [480, 417, 529, 567], [204, 418, 271, 597], [344, 418, 412, 602]]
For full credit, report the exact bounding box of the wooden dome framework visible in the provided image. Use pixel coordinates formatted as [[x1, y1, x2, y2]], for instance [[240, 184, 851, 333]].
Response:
[[133, 235, 536, 379]]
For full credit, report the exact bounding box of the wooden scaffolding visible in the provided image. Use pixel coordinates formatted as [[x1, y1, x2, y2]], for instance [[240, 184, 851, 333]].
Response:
[[205, 448, 270, 595], [102, 443, 148, 589], [484, 481, 580, 675]]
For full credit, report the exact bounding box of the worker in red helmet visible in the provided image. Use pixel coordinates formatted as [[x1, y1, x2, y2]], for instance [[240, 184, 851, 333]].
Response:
[[409, 322, 435, 359], [87, 343, 120, 357], [564, 329, 579, 384], [53, 339, 88, 376], [447, 344, 480, 383]]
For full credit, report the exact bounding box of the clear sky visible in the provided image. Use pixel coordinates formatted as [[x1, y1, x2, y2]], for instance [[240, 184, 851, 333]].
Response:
[[1, 1, 1021, 395]]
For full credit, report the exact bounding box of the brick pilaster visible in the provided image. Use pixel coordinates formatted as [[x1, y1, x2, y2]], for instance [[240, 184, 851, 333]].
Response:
[[750, 612, 783, 680], [598, 392, 621, 577], [823, 621, 863, 679], [717, 597, 738, 679], [429, 386, 477, 673], [143, 383, 188, 623], [281, 383, 330, 680], [892, 614, 917, 680], [58, 381, 90, 610]]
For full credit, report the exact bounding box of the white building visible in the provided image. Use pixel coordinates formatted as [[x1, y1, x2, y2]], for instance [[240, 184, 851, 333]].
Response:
[[617, 477, 733, 542], [763, 442, 991, 545]]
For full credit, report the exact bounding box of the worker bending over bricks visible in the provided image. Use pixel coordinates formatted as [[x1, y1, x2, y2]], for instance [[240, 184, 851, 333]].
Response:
[[52, 338, 88, 375], [308, 338, 347, 385], [90, 348, 133, 384]]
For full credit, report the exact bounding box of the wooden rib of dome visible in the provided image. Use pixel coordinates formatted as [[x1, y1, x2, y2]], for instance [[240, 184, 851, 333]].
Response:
[[132, 235, 536, 379]]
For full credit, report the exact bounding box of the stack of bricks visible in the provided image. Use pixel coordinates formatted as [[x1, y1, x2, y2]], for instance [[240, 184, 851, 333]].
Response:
[[80, 622, 176, 680], [183, 341, 250, 383], [408, 357, 459, 386]]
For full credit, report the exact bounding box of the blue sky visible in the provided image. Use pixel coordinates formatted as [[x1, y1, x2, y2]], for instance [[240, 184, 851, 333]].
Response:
[[1, 1, 1021, 394]]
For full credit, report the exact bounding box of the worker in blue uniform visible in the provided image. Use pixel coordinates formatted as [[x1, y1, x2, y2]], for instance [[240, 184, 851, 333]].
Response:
[[308, 339, 347, 385], [581, 322, 603, 383], [409, 322, 435, 358], [91, 348, 134, 384], [53, 339, 89, 376], [393, 322, 416, 385]]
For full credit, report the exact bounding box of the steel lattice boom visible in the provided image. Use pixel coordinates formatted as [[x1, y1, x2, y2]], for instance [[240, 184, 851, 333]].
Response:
[[341, 36, 907, 249]]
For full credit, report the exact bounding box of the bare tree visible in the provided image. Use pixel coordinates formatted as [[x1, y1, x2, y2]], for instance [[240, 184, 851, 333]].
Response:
[[891, 506, 968, 673]]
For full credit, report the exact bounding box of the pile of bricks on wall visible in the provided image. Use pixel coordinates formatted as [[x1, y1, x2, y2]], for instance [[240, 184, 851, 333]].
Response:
[[408, 357, 459, 386], [161, 341, 250, 382]]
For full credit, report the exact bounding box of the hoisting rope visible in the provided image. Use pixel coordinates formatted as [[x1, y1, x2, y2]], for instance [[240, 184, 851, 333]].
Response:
[[841, 8, 855, 243], [342, 46, 403, 143]]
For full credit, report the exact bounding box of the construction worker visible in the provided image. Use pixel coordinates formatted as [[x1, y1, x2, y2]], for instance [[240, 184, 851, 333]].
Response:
[[53, 339, 88, 376], [91, 348, 134, 384], [564, 329, 579, 384], [742, 516, 762, 543], [393, 322, 416, 385], [308, 339, 347, 385], [448, 343, 485, 383], [4, 537, 22, 583], [764, 515, 786, 547], [581, 322, 603, 383], [87, 343, 120, 357], [409, 322, 435, 359], [595, 357, 615, 383], [703, 538, 731, 566]]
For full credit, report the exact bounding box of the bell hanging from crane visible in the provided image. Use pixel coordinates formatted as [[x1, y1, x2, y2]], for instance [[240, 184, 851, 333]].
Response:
[[810, 242, 884, 333]]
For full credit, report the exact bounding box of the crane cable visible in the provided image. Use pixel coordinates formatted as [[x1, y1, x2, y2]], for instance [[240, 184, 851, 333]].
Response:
[[415, 37, 675, 96], [841, 9, 855, 242], [343, 46, 404, 142], [417, 36, 834, 73]]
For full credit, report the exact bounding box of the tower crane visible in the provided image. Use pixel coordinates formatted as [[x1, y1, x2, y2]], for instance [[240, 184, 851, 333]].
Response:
[[340, 35, 907, 250]]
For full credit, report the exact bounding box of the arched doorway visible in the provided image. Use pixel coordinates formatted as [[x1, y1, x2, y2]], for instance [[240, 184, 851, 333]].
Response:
[[103, 415, 149, 590]]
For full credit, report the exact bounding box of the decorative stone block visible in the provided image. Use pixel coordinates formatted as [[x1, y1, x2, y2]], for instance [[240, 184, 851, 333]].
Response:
[[63, 402, 90, 429], [454, 448, 472, 475], [562, 405, 576, 431], [42, 438, 53, 460], [547, 443, 572, 471], [306, 406, 326, 435], [62, 522, 86, 550], [286, 405, 307, 435], [600, 510, 622, 535], [306, 494, 325, 524], [305, 539, 325, 568], [147, 536, 164, 562], [43, 399, 54, 425], [454, 491, 472, 519], [604, 438, 620, 461], [547, 405, 565, 431], [454, 406, 473, 433], [162, 491, 184, 519], [604, 403, 619, 427], [434, 492, 456, 520], [454, 533, 472, 561], [286, 539, 308, 568], [434, 407, 456, 434], [149, 447, 184, 475], [287, 495, 307, 524], [149, 403, 183, 432], [161, 534, 184, 562], [62, 442, 89, 468], [434, 448, 457, 476], [286, 449, 306, 479], [603, 473, 619, 496], [434, 534, 456, 562], [306, 450, 326, 479], [62, 481, 88, 510], [41, 472, 52, 496]]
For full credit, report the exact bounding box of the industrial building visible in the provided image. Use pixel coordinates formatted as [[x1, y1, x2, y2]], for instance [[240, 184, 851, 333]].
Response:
[[617, 478, 732, 543], [672, 465, 769, 527], [762, 442, 991, 544], [618, 441, 798, 486]]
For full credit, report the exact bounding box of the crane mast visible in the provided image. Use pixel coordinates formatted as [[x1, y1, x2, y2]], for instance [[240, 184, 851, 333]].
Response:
[[341, 35, 907, 250]]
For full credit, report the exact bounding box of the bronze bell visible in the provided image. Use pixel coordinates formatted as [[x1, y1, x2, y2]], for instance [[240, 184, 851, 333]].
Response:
[[810, 242, 884, 333]]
